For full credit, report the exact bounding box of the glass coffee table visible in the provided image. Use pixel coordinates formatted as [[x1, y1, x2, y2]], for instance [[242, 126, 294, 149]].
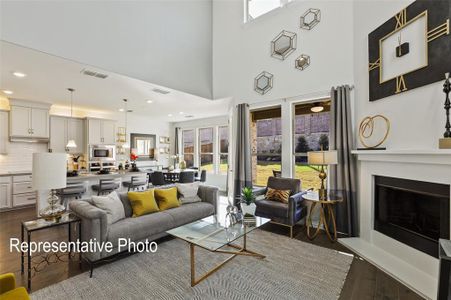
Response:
[[167, 215, 270, 286]]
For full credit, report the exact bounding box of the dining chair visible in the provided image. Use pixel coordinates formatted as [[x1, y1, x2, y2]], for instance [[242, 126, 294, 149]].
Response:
[[179, 171, 195, 183], [150, 171, 166, 186]]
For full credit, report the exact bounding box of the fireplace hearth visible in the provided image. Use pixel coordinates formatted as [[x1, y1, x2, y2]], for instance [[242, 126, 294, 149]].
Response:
[[374, 176, 450, 258]]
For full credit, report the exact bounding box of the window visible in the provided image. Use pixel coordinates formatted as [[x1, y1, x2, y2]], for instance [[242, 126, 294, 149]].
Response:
[[293, 100, 330, 190], [251, 107, 282, 186], [218, 126, 229, 174], [182, 129, 195, 168], [199, 127, 214, 173], [245, 0, 291, 22]]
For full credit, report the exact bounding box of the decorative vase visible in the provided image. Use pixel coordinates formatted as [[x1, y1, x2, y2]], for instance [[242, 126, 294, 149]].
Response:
[[179, 160, 186, 170], [241, 203, 256, 216]]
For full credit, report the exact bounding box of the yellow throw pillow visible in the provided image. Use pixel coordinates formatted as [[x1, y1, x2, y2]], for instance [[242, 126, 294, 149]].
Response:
[[266, 187, 291, 204], [154, 187, 180, 211], [128, 189, 159, 217]]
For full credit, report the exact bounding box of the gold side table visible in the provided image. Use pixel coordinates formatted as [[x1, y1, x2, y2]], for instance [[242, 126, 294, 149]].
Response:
[[302, 192, 342, 242]]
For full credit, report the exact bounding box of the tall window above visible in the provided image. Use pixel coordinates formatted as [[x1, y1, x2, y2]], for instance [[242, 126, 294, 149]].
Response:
[[218, 126, 229, 174], [182, 129, 195, 168], [251, 107, 282, 186], [245, 0, 291, 22], [293, 100, 331, 190], [199, 127, 214, 173]]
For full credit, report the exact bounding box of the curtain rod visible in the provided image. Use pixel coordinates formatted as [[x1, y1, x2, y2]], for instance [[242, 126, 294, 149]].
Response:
[[245, 84, 354, 108]]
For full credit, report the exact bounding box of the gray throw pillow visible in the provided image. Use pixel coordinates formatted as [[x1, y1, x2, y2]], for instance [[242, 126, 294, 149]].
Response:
[[176, 182, 202, 204], [91, 191, 126, 225]]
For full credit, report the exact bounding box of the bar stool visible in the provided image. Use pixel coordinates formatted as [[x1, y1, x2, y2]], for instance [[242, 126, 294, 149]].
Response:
[[91, 178, 120, 196], [57, 183, 86, 209], [122, 176, 148, 191]]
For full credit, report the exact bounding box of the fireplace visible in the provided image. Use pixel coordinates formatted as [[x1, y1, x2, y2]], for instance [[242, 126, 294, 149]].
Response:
[[374, 176, 450, 258]]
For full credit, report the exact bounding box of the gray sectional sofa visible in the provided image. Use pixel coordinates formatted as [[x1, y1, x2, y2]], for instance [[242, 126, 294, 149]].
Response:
[[69, 185, 218, 275]]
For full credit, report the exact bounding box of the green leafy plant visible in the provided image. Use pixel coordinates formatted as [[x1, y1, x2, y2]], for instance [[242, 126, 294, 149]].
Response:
[[241, 187, 255, 205]]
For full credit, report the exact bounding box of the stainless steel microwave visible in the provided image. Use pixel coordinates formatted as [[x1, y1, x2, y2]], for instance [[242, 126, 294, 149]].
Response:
[[89, 145, 116, 161]]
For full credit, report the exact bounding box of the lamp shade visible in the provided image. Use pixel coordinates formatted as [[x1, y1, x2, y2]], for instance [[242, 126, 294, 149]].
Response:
[[307, 150, 338, 165], [66, 139, 77, 148], [32, 153, 67, 190]]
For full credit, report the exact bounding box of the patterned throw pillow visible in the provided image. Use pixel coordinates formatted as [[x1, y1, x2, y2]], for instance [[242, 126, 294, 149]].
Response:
[[266, 187, 291, 204]]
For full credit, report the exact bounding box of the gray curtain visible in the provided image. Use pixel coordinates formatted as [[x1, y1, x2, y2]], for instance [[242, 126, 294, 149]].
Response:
[[233, 103, 252, 205], [174, 127, 180, 156], [329, 85, 358, 237]]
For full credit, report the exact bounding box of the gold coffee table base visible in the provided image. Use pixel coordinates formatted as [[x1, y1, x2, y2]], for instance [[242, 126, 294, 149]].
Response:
[[189, 233, 265, 287]]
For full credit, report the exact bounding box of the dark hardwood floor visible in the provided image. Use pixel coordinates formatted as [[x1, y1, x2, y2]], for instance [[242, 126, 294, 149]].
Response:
[[0, 207, 424, 299]]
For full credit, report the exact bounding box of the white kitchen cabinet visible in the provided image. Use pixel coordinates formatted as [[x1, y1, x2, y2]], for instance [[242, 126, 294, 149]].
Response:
[[30, 108, 49, 138], [87, 118, 116, 145], [101, 120, 116, 144], [0, 183, 12, 209], [9, 100, 50, 140], [0, 176, 12, 210], [10, 106, 30, 137], [50, 116, 85, 154], [0, 111, 8, 154]]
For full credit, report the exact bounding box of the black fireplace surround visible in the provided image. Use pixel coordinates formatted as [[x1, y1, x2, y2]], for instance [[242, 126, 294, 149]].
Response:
[[374, 176, 450, 258]]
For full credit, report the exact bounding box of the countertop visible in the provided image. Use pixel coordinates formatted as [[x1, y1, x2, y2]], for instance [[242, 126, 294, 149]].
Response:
[[67, 171, 148, 182], [0, 170, 32, 176]]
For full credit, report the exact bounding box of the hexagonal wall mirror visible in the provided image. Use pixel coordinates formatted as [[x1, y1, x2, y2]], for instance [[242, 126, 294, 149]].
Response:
[[271, 30, 297, 60], [254, 71, 273, 95], [295, 54, 310, 71], [300, 8, 321, 30]]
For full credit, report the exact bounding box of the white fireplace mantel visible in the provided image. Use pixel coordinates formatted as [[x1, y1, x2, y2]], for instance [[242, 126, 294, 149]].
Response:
[[338, 148, 451, 300], [352, 149, 451, 165]]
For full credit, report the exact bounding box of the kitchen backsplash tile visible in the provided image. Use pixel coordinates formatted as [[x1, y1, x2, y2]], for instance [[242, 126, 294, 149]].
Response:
[[0, 142, 48, 172]]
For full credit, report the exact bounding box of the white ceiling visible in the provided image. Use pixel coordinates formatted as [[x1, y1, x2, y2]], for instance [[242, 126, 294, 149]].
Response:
[[0, 41, 230, 122], [0, 0, 213, 99]]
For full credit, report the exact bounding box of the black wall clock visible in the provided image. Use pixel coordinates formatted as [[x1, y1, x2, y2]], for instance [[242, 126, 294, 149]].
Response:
[[368, 0, 450, 101]]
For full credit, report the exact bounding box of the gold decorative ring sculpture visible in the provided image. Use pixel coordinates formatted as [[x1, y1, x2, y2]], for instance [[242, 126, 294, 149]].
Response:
[[359, 115, 390, 148]]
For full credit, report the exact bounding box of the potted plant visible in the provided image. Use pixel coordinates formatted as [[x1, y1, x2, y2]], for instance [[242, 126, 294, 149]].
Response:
[[241, 187, 256, 216]]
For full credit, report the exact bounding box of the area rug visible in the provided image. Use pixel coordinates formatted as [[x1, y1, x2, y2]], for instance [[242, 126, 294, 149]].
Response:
[[32, 229, 353, 300]]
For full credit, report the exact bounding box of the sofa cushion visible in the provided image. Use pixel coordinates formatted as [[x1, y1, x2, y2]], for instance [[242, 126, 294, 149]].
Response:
[[107, 212, 174, 247], [154, 187, 180, 211], [117, 192, 133, 218], [91, 191, 125, 225], [128, 190, 159, 217], [162, 202, 215, 227], [267, 177, 300, 195], [255, 199, 288, 219], [176, 182, 202, 204]]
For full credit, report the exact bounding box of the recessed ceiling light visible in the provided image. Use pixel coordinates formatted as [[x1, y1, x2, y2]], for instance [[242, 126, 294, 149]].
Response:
[[119, 108, 124, 112], [146, 100, 153, 104], [2, 90, 13, 95], [12, 72, 26, 78], [179, 112, 184, 115], [168, 114, 173, 117]]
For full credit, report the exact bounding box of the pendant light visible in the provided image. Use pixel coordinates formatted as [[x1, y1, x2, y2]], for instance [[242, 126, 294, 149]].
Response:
[[122, 99, 130, 149], [66, 88, 77, 148]]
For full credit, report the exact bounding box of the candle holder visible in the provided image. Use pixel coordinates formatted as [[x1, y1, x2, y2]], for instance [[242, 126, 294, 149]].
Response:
[[439, 73, 451, 149]]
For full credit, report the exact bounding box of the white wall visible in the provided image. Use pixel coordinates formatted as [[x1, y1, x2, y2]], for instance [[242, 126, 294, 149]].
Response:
[[0, 0, 213, 99], [212, 0, 354, 103], [353, 0, 445, 150]]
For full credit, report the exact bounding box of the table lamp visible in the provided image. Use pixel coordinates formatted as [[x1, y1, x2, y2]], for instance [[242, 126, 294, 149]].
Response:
[[32, 153, 67, 221], [307, 150, 338, 200]]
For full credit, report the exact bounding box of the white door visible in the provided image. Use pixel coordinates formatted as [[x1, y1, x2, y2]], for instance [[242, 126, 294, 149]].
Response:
[[0, 111, 8, 154], [0, 183, 12, 209], [49, 116, 68, 153], [88, 119, 102, 144], [101, 120, 116, 144], [10, 106, 31, 137], [68, 118, 85, 154], [31, 108, 49, 138]]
